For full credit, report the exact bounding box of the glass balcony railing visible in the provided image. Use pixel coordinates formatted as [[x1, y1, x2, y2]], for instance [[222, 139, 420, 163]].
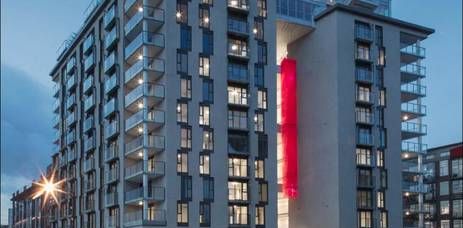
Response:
[[84, 136, 96, 152], [66, 112, 77, 126], [125, 32, 165, 59], [84, 158, 95, 172], [105, 121, 119, 138], [125, 83, 165, 106], [83, 116, 94, 132], [228, 17, 249, 35], [53, 83, 60, 97], [401, 122, 427, 135], [105, 144, 119, 161], [357, 134, 373, 146], [228, 0, 249, 11], [402, 141, 428, 154], [403, 182, 429, 193], [66, 57, 76, 73], [104, 98, 117, 118], [276, 0, 322, 25], [401, 63, 426, 77], [401, 103, 427, 115], [66, 74, 76, 90], [125, 135, 165, 153], [66, 94, 76, 110], [104, 73, 119, 94], [355, 68, 373, 83], [66, 130, 76, 145], [401, 43, 426, 58], [355, 111, 373, 125], [103, 4, 116, 30], [83, 34, 94, 54], [124, 6, 165, 35], [104, 52, 117, 73], [125, 162, 143, 178], [105, 27, 118, 50], [125, 186, 165, 202], [84, 94, 95, 112], [84, 53, 95, 72], [401, 83, 426, 96], [125, 58, 165, 83], [106, 215, 119, 228], [83, 76, 94, 93], [124, 209, 166, 226], [125, 109, 165, 130], [355, 27, 373, 41], [124, 0, 137, 12], [105, 192, 118, 206], [68, 149, 77, 161], [106, 169, 119, 183]]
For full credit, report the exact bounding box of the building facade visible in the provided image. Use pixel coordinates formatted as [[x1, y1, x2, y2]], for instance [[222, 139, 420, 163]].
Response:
[[422, 143, 463, 228], [48, 0, 277, 227]]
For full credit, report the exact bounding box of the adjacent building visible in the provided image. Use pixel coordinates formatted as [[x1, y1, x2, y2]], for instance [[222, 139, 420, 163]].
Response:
[[422, 143, 462, 228]]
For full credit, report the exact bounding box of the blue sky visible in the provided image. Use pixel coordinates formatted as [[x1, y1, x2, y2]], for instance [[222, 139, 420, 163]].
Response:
[[1, 0, 461, 225]]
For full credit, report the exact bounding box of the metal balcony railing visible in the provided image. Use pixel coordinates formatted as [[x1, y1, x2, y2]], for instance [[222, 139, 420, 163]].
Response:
[[106, 169, 119, 183], [105, 192, 118, 207], [228, 17, 249, 35], [105, 121, 119, 138], [105, 145, 118, 161]]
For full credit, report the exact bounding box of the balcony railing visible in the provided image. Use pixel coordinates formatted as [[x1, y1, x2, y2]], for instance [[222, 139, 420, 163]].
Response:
[[66, 112, 77, 126], [401, 103, 427, 115], [125, 58, 165, 83], [84, 53, 95, 72], [401, 83, 426, 96], [104, 52, 117, 73], [66, 130, 76, 145], [356, 92, 373, 104], [84, 94, 95, 112], [401, 63, 426, 77], [84, 136, 96, 152], [105, 145, 119, 161], [125, 32, 165, 59], [125, 186, 165, 202], [125, 161, 165, 178], [355, 68, 373, 83], [104, 73, 119, 94], [106, 169, 119, 183], [66, 57, 76, 73], [125, 135, 165, 154], [403, 182, 429, 193], [104, 98, 117, 118], [125, 162, 143, 177], [401, 43, 426, 58], [83, 116, 94, 132], [84, 158, 95, 172], [227, 0, 249, 11], [355, 27, 373, 41], [356, 111, 373, 125], [105, 27, 118, 50], [125, 83, 165, 106], [124, 209, 166, 226], [402, 141, 428, 154], [106, 215, 119, 228], [83, 34, 94, 54], [105, 121, 119, 138], [103, 4, 116, 30], [357, 134, 373, 146], [66, 74, 76, 90], [401, 122, 427, 135], [124, 6, 164, 35], [276, 0, 322, 25], [228, 17, 249, 35], [83, 76, 94, 93], [105, 192, 118, 207]]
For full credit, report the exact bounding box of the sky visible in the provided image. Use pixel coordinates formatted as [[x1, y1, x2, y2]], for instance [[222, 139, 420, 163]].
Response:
[[1, 0, 462, 225]]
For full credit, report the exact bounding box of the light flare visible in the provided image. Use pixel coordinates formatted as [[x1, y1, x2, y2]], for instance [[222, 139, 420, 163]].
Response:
[[33, 168, 66, 206]]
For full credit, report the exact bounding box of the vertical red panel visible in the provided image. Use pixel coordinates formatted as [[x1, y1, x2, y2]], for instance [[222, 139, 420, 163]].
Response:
[[450, 146, 463, 159], [280, 58, 298, 199]]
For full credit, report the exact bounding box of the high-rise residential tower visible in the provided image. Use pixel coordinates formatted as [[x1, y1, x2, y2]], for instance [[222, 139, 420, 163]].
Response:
[[49, 0, 276, 227]]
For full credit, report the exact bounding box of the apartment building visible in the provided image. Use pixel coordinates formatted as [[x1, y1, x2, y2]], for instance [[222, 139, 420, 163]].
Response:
[[422, 143, 463, 228], [48, 0, 276, 227], [275, 2, 433, 228], [10, 185, 44, 228]]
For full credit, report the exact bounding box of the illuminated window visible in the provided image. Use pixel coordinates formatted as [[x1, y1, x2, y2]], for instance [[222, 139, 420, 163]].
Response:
[[177, 102, 188, 123], [177, 153, 188, 173], [199, 105, 210, 126], [177, 202, 188, 224], [199, 154, 210, 175]]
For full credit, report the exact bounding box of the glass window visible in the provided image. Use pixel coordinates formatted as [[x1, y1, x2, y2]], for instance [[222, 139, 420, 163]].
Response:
[[440, 200, 450, 215], [453, 180, 463, 194], [254, 113, 264, 132], [203, 31, 213, 55], [377, 150, 385, 167], [256, 206, 265, 225], [228, 86, 248, 105], [177, 153, 188, 173], [229, 158, 247, 177], [203, 177, 214, 201], [180, 127, 191, 149], [228, 39, 248, 57], [440, 181, 449, 195], [452, 158, 463, 178], [257, 42, 267, 64], [440, 160, 449, 176], [357, 169, 373, 188], [199, 7, 210, 28], [379, 89, 386, 106], [254, 64, 264, 87], [255, 160, 264, 179], [180, 77, 191, 99], [228, 110, 248, 130], [180, 25, 192, 50], [177, 202, 188, 224], [199, 202, 211, 226], [176, 1, 188, 24], [377, 47, 386, 66], [229, 205, 248, 225], [258, 134, 268, 158], [202, 129, 213, 150], [356, 148, 371, 166], [228, 133, 248, 154], [441, 220, 450, 228], [379, 211, 387, 228], [356, 43, 370, 61], [257, 90, 267, 109], [259, 182, 268, 202], [357, 190, 372, 208], [199, 154, 210, 175], [181, 175, 192, 200], [199, 56, 210, 77], [254, 19, 264, 40], [177, 50, 188, 74], [257, 0, 267, 17], [453, 200, 462, 217], [375, 25, 383, 46], [357, 85, 371, 103], [199, 105, 210, 126], [228, 181, 248, 201], [455, 220, 463, 228], [228, 62, 249, 82], [358, 210, 372, 228], [380, 170, 387, 188], [202, 80, 213, 103], [177, 102, 188, 123], [377, 191, 385, 208]]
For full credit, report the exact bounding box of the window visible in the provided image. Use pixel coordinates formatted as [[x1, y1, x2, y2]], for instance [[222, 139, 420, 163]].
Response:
[[377, 191, 385, 208], [356, 148, 372, 166], [356, 43, 370, 61], [203, 177, 214, 201], [377, 47, 386, 66], [254, 113, 264, 132], [228, 39, 248, 57], [202, 80, 213, 103], [379, 128, 387, 148], [255, 160, 264, 179], [199, 7, 210, 28], [202, 31, 213, 55], [254, 19, 264, 40], [452, 158, 463, 178], [257, 90, 267, 109], [377, 150, 384, 167], [258, 182, 268, 202], [177, 153, 188, 173], [176, 1, 188, 24], [356, 107, 372, 124], [228, 62, 249, 82], [181, 176, 192, 200], [228, 181, 248, 201], [453, 199, 462, 217], [177, 102, 188, 123], [199, 56, 210, 77], [228, 110, 248, 130], [380, 170, 387, 188], [453, 180, 463, 194], [257, 0, 267, 17], [440, 160, 449, 176], [180, 77, 191, 99], [454, 220, 463, 228], [379, 211, 387, 228], [199, 154, 210, 175], [358, 210, 372, 228], [257, 42, 267, 64], [441, 220, 450, 228], [379, 89, 386, 106], [180, 127, 191, 149], [375, 25, 383, 46], [355, 21, 371, 40], [229, 205, 248, 225], [199, 105, 210, 126], [357, 169, 373, 188], [255, 64, 264, 87], [177, 50, 188, 74], [229, 158, 247, 177], [228, 86, 248, 105], [200, 0, 213, 5], [180, 25, 192, 50], [256, 206, 265, 225], [258, 134, 268, 158], [202, 129, 213, 150], [177, 202, 188, 225], [440, 181, 449, 196], [357, 85, 371, 103], [357, 190, 372, 208], [440, 200, 450, 215], [228, 133, 248, 154], [199, 202, 211, 226], [357, 127, 372, 145]]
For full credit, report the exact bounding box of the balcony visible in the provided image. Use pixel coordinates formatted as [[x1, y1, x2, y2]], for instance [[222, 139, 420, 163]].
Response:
[[66, 94, 76, 110], [105, 145, 119, 162], [228, 40, 249, 59], [53, 83, 60, 98], [84, 94, 95, 112], [105, 27, 119, 51], [84, 136, 96, 153], [355, 68, 373, 84], [403, 182, 429, 194], [104, 52, 117, 74], [106, 215, 120, 228], [103, 4, 116, 30], [125, 83, 164, 111], [401, 83, 426, 102], [66, 74, 76, 91], [66, 112, 77, 127], [125, 57, 165, 86], [66, 57, 76, 74], [83, 76, 94, 94], [124, 209, 166, 226], [83, 158, 95, 172], [357, 134, 373, 146], [125, 135, 165, 157], [355, 27, 373, 42], [125, 186, 165, 204], [402, 161, 425, 174], [401, 43, 426, 64], [357, 173, 374, 188], [125, 32, 164, 63], [401, 103, 426, 120], [227, 0, 249, 13], [125, 109, 164, 135], [84, 200, 95, 212], [52, 114, 60, 129], [53, 99, 60, 113], [402, 141, 427, 155], [68, 149, 77, 162], [105, 121, 119, 139], [66, 130, 76, 145], [84, 53, 95, 73], [83, 34, 94, 55], [104, 98, 117, 118], [83, 116, 94, 133], [124, 6, 164, 40], [106, 169, 119, 184], [104, 73, 119, 94], [355, 111, 374, 125], [401, 64, 426, 83], [105, 192, 118, 207], [125, 161, 165, 182], [228, 17, 249, 37], [401, 122, 427, 140], [355, 92, 373, 105]]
